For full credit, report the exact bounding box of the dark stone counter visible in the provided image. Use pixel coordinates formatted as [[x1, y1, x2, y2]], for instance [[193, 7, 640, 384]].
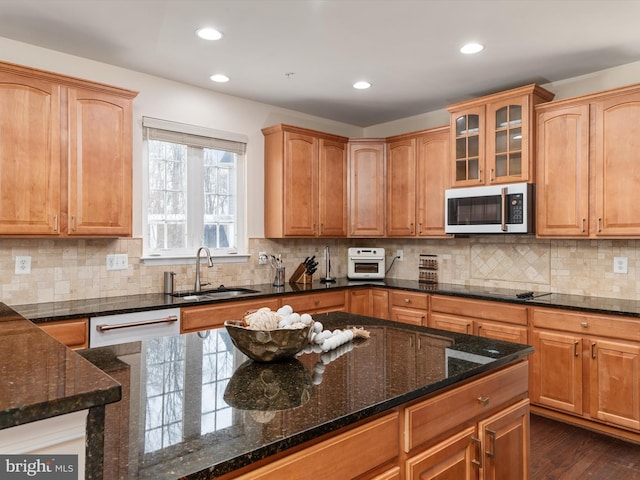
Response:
[[75, 312, 532, 479], [12, 279, 640, 323]]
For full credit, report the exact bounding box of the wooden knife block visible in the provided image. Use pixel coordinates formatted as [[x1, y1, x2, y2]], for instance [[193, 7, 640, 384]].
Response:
[[289, 263, 313, 284]]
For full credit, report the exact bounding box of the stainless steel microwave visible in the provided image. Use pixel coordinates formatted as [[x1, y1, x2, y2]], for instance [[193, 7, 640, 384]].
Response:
[[445, 183, 534, 234]]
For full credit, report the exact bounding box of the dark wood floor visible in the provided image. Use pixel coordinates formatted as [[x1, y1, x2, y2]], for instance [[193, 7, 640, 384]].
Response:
[[530, 414, 640, 479]]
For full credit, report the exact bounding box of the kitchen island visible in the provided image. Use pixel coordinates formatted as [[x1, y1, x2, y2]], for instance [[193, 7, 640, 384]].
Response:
[[74, 311, 532, 479]]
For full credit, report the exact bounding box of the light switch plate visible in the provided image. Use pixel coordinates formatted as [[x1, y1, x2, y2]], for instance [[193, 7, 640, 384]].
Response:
[[106, 254, 129, 271]]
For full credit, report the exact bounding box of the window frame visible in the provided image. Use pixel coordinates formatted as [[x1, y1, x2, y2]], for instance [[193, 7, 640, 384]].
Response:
[[141, 117, 248, 263]]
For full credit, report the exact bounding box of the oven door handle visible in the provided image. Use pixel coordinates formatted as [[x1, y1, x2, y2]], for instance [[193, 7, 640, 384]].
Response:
[[500, 187, 508, 232], [96, 315, 179, 332], [349, 256, 385, 261]]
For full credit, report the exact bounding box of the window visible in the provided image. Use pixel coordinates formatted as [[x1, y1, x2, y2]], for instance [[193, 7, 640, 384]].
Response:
[[142, 117, 247, 258]]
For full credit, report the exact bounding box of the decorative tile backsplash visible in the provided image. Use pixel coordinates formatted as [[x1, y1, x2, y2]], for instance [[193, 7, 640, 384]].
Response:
[[0, 236, 637, 305]]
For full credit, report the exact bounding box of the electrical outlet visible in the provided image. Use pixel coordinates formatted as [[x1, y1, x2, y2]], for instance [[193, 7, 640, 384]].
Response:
[[396, 249, 404, 261], [15, 256, 31, 274], [258, 251, 268, 265], [613, 256, 628, 274], [106, 254, 128, 271]]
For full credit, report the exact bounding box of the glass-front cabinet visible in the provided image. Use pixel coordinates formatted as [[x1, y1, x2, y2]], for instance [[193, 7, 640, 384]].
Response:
[[448, 84, 554, 187]]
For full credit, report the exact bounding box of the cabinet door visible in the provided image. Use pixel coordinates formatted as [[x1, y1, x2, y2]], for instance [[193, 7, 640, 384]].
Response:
[[593, 91, 640, 236], [486, 95, 530, 184], [371, 288, 389, 319], [318, 138, 347, 236], [67, 87, 132, 236], [451, 105, 485, 186], [386, 138, 416, 236], [478, 399, 530, 480], [530, 329, 582, 414], [282, 131, 318, 236], [416, 127, 450, 237], [348, 141, 385, 236], [348, 288, 371, 316], [536, 103, 590, 236], [405, 426, 476, 480], [589, 338, 640, 430], [0, 71, 61, 235]]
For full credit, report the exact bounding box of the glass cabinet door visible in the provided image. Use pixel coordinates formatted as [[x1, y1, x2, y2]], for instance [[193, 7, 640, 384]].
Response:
[[453, 107, 484, 184], [493, 104, 523, 181]]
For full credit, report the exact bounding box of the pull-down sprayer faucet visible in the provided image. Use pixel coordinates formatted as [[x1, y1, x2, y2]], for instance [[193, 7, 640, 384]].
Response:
[[194, 246, 214, 292]]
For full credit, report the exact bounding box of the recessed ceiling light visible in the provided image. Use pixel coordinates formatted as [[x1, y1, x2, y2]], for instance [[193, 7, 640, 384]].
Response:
[[196, 27, 223, 41], [210, 74, 229, 83], [353, 81, 372, 90], [460, 42, 484, 54]]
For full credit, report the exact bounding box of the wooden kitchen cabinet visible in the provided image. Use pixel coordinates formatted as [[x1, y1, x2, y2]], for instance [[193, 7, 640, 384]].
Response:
[[280, 290, 346, 315], [531, 307, 640, 438], [348, 288, 389, 319], [536, 84, 640, 237], [39, 318, 89, 349], [389, 290, 428, 325], [429, 295, 528, 344], [404, 362, 529, 480], [181, 298, 280, 333], [262, 124, 348, 238], [348, 139, 386, 237], [448, 84, 553, 187], [385, 126, 451, 238], [0, 61, 136, 237]]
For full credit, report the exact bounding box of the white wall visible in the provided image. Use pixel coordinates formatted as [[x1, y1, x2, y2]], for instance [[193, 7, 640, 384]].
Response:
[[0, 37, 365, 239]]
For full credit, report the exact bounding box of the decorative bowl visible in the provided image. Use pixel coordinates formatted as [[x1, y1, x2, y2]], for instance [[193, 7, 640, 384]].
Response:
[[224, 320, 310, 362]]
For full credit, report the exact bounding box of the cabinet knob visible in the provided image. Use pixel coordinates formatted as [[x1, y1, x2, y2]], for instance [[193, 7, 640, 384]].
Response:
[[476, 396, 490, 407], [404, 298, 410, 304], [580, 322, 588, 328]]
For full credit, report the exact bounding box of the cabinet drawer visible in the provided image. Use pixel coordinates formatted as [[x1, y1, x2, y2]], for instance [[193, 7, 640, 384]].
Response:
[[390, 290, 428, 310], [281, 290, 346, 314], [181, 298, 279, 333], [404, 361, 528, 452], [39, 318, 88, 349], [431, 295, 527, 325], [232, 412, 399, 480], [532, 307, 640, 342]]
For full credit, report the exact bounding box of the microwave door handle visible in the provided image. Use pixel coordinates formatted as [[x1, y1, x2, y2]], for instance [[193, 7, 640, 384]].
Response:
[[501, 187, 507, 231]]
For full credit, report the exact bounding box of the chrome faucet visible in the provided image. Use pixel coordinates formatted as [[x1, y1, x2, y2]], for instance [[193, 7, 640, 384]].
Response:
[[194, 246, 214, 292]]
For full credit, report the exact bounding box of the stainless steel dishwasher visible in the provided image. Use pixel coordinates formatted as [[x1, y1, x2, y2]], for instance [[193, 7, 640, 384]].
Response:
[[90, 308, 181, 347]]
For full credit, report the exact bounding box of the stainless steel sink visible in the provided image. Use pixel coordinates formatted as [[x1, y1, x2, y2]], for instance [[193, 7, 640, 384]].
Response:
[[172, 285, 259, 299]]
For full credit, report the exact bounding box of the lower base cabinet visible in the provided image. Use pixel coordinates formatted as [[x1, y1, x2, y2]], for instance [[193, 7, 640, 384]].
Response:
[[225, 361, 529, 480]]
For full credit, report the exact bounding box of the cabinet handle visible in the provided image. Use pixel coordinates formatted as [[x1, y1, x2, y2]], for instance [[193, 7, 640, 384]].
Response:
[[71, 215, 77, 231], [410, 223, 414, 234], [574, 341, 580, 357], [53, 214, 58, 233], [598, 218, 602, 232], [490, 168, 494, 182], [581, 218, 586, 233], [418, 222, 423, 234], [591, 342, 597, 359], [476, 396, 490, 407], [320, 223, 324, 235], [485, 428, 497, 458], [471, 436, 482, 468]]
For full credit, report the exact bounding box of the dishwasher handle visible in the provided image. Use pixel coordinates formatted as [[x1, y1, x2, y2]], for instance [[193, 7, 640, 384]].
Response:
[[96, 315, 179, 332]]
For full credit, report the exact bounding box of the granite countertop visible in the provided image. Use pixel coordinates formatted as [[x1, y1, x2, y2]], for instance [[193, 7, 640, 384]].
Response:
[[0, 304, 121, 430], [75, 312, 533, 479], [12, 278, 640, 323]]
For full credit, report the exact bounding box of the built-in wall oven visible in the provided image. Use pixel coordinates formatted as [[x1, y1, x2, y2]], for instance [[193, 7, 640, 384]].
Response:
[[347, 247, 385, 280], [445, 182, 534, 234]]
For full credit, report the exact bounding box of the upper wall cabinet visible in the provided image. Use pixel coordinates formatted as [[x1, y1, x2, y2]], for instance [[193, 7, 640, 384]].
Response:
[[386, 126, 451, 237], [348, 139, 386, 237], [447, 84, 554, 187], [263, 124, 348, 238], [0, 61, 137, 237], [536, 84, 640, 238]]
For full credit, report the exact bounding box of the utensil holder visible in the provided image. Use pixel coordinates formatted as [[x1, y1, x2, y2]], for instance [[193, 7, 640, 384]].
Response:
[[273, 267, 285, 286]]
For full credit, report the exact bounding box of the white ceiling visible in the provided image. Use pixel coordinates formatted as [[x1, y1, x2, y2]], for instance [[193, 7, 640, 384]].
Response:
[[1, 0, 640, 126]]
